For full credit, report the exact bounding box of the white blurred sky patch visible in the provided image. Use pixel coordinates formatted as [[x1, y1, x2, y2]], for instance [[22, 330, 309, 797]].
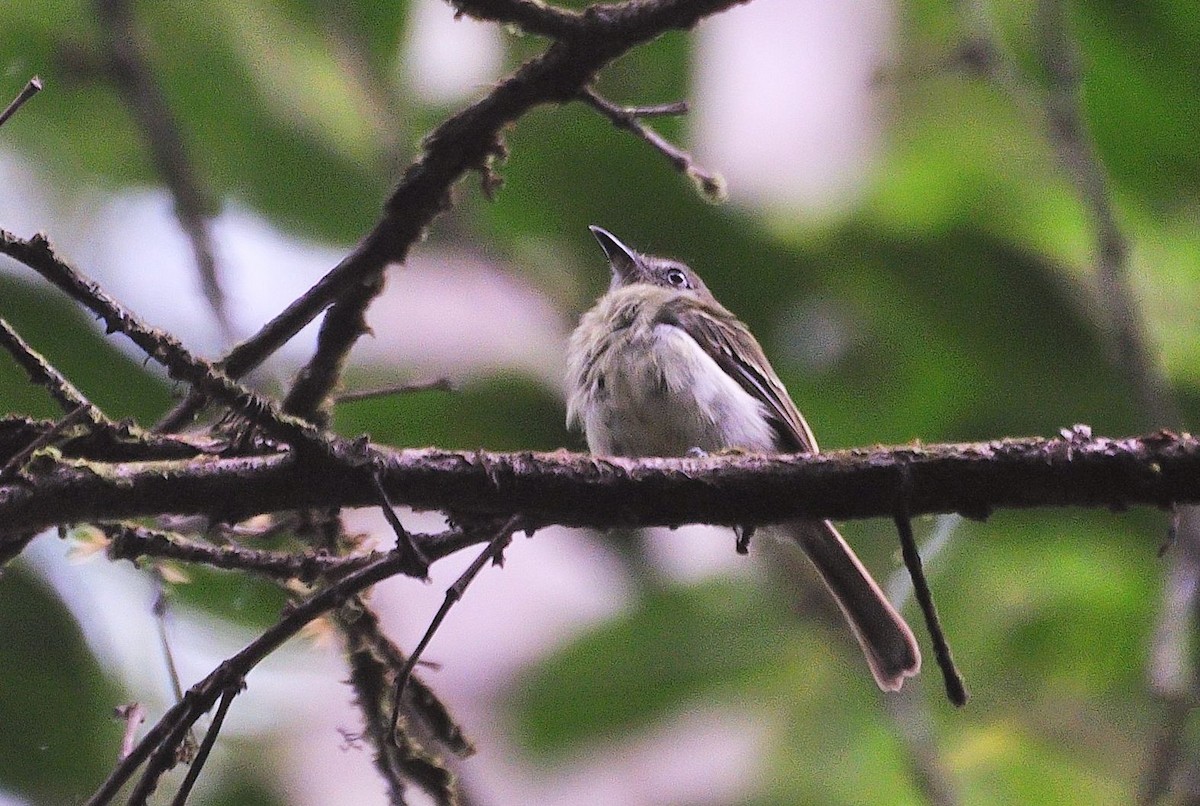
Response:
[[642, 524, 753, 583], [0, 154, 569, 396], [459, 704, 772, 806], [693, 0, 893, 215], [402, 0, 505, 105]]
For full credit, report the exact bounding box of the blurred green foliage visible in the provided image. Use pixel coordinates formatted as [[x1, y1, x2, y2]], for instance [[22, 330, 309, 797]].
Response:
[[1, 0, 1199, 804]]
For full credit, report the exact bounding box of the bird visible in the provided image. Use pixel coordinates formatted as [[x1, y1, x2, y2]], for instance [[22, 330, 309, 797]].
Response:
[[566, 225, 921, 691]]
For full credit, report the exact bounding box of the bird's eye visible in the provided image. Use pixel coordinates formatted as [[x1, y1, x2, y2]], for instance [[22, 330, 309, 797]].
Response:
[[666, 268, 689, 288]]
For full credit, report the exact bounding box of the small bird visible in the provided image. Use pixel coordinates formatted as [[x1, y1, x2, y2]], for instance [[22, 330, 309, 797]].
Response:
[[566, 226, 921, 691]]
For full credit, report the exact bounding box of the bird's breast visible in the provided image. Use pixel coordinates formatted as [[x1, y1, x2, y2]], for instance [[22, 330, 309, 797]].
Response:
[[567, 296, 775, 457]]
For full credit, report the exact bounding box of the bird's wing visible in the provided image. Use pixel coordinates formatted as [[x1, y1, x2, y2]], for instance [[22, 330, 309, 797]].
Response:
[[659, 298, 819, 454]]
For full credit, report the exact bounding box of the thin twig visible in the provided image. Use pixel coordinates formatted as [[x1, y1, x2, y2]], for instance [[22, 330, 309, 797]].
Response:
[[152, 586, 198, 760], [93, 0, 233, 344], [0, 404, 91, 479], [170, 685, 237, 806], [335, 378, 455, 403], [0, 76, 43, 128], [895, 510, 967, 706], [389, 515, 523, 738], [580, 87, 725, 201], [153, 589, 186, 705], [370, 470, 430, 577], [105, 522, 390, 582]]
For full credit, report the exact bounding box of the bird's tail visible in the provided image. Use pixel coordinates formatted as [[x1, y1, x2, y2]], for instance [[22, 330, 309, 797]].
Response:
[[785, 519, 921, 691]]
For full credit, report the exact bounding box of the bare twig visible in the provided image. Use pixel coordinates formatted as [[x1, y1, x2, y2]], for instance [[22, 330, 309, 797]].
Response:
[[0, 75, 43, 128], [0, 404, 91, 479], [894, 509, 967, 707], [93, 0, 233, 344], [105, 522, 390, 582], [580, 87, 726, 200], [169, 686, 237, 806], [335, 378, 455, 403], [153, 588, 189, 709], [390, 515, 522, 736]]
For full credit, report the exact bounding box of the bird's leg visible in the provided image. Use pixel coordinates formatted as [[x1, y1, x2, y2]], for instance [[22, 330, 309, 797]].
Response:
[[687, 446, 756, 555]]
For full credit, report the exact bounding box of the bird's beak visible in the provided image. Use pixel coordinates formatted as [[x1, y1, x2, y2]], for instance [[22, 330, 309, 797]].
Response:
[[588, 225, 640, 286]]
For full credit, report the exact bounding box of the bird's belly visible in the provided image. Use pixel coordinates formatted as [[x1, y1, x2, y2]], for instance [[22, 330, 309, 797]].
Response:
[[584, 323, 776, 457]]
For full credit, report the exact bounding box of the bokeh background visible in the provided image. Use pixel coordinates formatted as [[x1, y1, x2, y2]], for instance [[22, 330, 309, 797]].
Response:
[[2, 0, 1199, 803]]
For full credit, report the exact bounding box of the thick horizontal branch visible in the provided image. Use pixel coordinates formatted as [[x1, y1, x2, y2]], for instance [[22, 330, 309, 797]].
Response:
[[0, 430, 1194, 541]]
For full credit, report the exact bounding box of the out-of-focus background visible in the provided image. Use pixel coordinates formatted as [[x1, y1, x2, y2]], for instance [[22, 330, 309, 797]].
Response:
[[2, 0, 1199, 803]]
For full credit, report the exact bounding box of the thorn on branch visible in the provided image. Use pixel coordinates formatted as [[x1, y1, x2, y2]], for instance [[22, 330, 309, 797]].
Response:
[[114, 703, 146, 762], [580, 86, 726, 202], [0, 75, 43, 128], [624, 101, 689, 118], [734, 524, 755, 555], [480, 135, 509, 200]]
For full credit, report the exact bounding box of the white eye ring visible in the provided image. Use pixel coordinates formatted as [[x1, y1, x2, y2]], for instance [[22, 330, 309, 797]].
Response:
[[666, 268, 688, 288]]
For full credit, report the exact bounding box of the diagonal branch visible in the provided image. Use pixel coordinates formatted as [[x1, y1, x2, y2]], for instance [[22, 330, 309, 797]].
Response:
[[0, 316, 112, 426], [0, 231, 341, 458], [93, 0, 233, 344], [83, 519, 492, 806], [155, 0, 752, 431]]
